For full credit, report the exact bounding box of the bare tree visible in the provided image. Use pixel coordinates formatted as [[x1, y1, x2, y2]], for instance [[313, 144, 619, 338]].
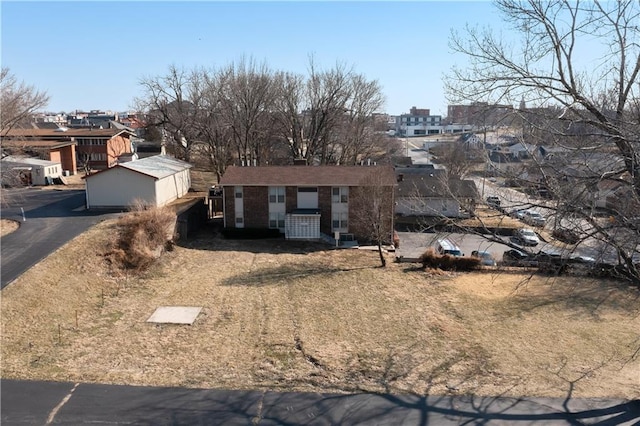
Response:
[[137, 59, 389, 178], [273, 59, 386, 165], [447, 0, 640, 285], [0, 68, 49, 136], [350, 167, 397, 267], [136, 65, 207, 162], [213, 57, 280, 166], [336, 74, 386, 165]]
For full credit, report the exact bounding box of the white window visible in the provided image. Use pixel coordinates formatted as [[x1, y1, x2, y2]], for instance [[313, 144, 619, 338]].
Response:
[[235, 216, 244, 225], [332, 212, 348, 230], [235, 186, 243, 199], [332, 187, 348, 203], [269, 186, 285, 203], [269, 212, 285, 229]]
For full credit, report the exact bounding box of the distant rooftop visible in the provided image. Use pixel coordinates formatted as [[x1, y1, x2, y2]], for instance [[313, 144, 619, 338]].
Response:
[[1, 156, 60, 167]]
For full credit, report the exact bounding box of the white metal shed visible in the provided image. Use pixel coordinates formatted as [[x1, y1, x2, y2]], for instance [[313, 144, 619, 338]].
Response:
[[84, 155, 192, 209], [1, 156, 62, 186]]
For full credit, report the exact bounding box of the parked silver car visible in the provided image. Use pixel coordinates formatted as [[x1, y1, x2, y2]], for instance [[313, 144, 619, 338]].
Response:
[[471, 250, 497, 266], [523, 210, 546, 227], [512, 228, 540, 246]]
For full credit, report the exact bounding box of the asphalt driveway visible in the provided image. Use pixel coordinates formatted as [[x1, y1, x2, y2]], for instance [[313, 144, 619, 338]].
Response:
[[1, 188, 120, 289], [2, 379, 638, 425]]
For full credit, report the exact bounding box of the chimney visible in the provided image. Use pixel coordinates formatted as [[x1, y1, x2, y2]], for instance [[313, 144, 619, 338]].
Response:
[[367, 159, 371, 166], [253, 159, 257, 167], [241, 159, 245, 167]]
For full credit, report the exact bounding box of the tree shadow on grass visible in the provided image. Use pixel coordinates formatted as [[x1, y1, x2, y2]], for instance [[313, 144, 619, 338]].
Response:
[[255, 354, 640, 425], [221, 262, 374, 287], [498, 275, 640, 320]]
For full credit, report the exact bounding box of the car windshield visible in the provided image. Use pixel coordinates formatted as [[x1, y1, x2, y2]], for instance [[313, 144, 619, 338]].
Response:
[[521, 230, 536, 237], [530, 213, 543, 218]]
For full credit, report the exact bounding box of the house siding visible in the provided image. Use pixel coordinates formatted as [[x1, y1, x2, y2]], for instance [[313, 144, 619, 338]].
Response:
[[86, 168, 156, 208], [154, 168, 191, 206]]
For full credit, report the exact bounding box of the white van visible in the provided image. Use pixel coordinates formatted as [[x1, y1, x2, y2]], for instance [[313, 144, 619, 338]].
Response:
[[435, 239, 464, 257]]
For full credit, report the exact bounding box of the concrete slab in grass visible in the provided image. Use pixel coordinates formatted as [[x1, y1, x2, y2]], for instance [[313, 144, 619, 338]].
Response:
[[147, 306, 202, 325]]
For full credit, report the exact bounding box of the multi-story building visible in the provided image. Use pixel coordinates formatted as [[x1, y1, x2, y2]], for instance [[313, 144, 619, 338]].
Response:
[[396, 106, 442, 137], [446, 102, 514, 127]]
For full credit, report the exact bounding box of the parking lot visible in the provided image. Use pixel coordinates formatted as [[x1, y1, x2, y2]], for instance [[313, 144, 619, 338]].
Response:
[[396, 231, 518, 262]]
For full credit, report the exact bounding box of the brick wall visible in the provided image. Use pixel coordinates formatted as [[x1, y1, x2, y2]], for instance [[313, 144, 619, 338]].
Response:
[[285, 186, 297, 213], [224, 188, 235, 226], [318, 187, 332, 235], [243, 186, 268, 228], [348, 186, 394, 244]]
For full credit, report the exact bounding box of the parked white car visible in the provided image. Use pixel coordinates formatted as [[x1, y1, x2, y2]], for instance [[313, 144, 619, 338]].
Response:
[[512, 228, 540, 246], [523, 210, 546, 227]]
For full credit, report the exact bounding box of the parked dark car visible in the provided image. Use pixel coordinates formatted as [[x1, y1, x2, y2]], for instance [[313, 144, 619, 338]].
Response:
[[552, 228, 580, 244], [534, 249, 568, 274], [502, 249, 538, 267], [486, 196, 501, 209]]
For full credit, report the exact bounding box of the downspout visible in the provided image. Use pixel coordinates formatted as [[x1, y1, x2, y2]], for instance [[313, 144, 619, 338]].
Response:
[[222, 186, 226, 228], [85, 180, 90, 209], [391, 183, 395, 245]]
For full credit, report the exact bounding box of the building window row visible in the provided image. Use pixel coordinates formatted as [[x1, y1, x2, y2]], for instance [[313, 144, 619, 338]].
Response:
[[269, 186, 285, 203], [332, 212, 348, 230], [77, 138, 107, 146], [332, 187, 348, 203], [84, 153, 106, 161], [269, 212, 286, 229]]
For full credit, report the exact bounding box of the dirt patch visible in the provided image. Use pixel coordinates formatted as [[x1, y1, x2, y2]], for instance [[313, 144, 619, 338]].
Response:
[[1, 219, 20, 237], [2, 222, 639, 398]]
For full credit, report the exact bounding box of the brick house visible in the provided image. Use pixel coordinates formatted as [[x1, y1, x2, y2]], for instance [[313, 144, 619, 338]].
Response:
[[218, 165, 397, 243]]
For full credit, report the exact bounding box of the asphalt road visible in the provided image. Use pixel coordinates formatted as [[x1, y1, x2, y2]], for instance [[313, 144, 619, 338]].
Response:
[[1, 188, 120, 289], [2, 380, 638, 425]]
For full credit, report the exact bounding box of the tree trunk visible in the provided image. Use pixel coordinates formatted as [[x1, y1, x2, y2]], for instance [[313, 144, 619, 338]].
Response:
[[377, 243, 386, 267]]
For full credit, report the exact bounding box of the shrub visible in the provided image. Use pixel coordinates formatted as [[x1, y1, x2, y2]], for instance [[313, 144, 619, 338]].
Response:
[[419, 248, 481, 271], [107, 202, 177, 272], [222, 227, 282, 239]]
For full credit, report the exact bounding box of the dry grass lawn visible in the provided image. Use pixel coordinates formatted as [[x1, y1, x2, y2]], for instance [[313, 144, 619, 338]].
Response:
[[2, 219, 639, 398], [1, 219, 19, 237]]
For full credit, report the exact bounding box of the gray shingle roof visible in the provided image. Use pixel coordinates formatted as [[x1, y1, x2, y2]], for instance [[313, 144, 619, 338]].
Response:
[[219, 165, 397, 186], [397, 175, 478, 199]]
